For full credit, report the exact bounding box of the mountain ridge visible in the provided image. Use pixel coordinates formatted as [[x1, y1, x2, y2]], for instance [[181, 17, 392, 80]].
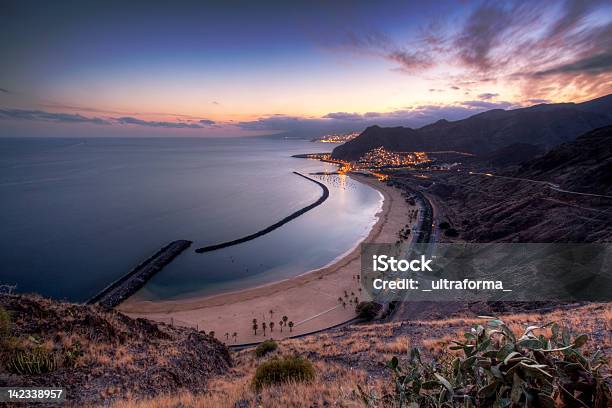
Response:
[[331, 94, 612, 161]]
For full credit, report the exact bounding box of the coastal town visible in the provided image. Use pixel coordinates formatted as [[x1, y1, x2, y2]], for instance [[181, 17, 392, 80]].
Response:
[[310, 131, 360, 143], [295, 146, 431, 173]]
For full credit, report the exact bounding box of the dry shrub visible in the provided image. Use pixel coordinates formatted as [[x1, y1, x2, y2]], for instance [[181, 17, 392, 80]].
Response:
[[251, 356, 315, 391]]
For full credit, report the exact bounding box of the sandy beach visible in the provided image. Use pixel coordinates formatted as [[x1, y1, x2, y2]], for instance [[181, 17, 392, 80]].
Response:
[[118, 173, 415, 345]]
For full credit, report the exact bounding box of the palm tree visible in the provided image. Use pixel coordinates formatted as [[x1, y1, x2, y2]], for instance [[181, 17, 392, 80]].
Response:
[[288, 321, 294, 332], [225, 332, 229, 340], [342, 302, 346, 309], [269, 309, 274, 320], [282, 315, 288, 326], [232, 332, 237, 342], [270, 322, 275, 332], [252, 318, 257, 325], [252, 322, 258, 335], [279, 320, 284, 332], [262, 322, 267, 336], [209, 331, 215, 338], [337, 297, 343, 303]]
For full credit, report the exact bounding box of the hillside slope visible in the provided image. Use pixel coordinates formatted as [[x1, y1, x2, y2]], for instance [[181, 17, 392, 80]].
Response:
[[105, 302, 611, 407], [0, 294, 231, 406], [393, 126, 612, 242], [518, 125, 612, 196], [332, 94, 612, 161]]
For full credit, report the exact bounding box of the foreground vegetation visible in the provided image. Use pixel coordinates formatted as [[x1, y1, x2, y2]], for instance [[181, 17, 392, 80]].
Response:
[[109, 303, 611, 408], [0, 295, 230, 406], [251, 355, 315, 391], [362, 318, 610, 407]]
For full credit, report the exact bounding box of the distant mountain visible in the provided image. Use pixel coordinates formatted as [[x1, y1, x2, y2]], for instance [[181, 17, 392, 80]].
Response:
[[331, 94, 612, 161]]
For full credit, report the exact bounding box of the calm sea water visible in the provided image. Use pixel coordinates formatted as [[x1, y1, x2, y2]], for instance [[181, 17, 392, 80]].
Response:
[[0, 137, 382, 302]]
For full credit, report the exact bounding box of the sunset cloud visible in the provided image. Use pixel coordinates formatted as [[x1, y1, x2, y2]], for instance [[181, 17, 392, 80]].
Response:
[[116, 117, 204, 129], [2, 1, 610, 138], [335, 0, 610, 102], [236, 101, 527, 134], [335, 29, 434, 74], [0, 108, 216, 129], [0, 108, 110, 125], [477, 93, 499, 100], [461, 100, 514, 110]]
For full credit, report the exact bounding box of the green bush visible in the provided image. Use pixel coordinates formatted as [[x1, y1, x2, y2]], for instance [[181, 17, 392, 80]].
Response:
[[355, 301, 381, 321], [252, 356, 315, 391], [0, 306, 10, 339], [6, 347, 59, 375], [255, 339, 278, 357], [360, 318, 611, 407]]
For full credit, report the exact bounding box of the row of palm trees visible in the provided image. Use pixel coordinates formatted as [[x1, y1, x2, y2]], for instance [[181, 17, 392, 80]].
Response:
[[251, 314, 293, 336], [338, 288, 361, 308], [222, 292, 361, 343]]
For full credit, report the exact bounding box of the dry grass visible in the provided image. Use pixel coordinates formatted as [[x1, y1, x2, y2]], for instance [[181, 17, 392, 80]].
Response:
[[108, 358, 387, 408], [107, 302, 611, 408], [375, 336, 410, 354]]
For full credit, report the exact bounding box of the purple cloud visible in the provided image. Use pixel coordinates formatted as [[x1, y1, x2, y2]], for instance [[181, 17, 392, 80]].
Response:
[[477, 92, 499, 100], [236, 102, 521, 134], [526, 98, 551, 104], [453, 2, 520, 71], [322, 112, 364, 120], [0, 108, 110, 125], [335, 29, 434, 74], [333, 1, 610, 101], [532, 51, 612, 77], [116, 116, 203, 129], [461, 100, 513, 109], [0, 107, 218, 130]]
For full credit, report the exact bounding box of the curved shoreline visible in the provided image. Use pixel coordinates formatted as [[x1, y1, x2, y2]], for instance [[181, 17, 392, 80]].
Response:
[[118, 173, 415, 345], [195, 171, 329, 253]]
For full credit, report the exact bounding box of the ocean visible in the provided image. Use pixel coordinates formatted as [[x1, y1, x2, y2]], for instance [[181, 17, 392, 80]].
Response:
[[0, 137, 382, 302]]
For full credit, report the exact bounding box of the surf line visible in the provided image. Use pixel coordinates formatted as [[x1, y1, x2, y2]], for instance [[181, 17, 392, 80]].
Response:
[[195, 171, 329, 253]]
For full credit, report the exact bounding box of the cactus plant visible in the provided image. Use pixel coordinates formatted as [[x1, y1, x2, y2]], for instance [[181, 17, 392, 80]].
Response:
[[6, 347, 59, 375], [361, 318, 611, 407]]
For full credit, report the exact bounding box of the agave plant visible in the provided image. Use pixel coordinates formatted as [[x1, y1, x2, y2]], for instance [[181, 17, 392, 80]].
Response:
[[6, 347, 59, 375], [362, 318, 611, 407]]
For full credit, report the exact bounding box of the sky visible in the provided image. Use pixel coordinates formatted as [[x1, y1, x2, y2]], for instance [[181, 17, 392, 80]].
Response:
[[0, 0, 610, 137]]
